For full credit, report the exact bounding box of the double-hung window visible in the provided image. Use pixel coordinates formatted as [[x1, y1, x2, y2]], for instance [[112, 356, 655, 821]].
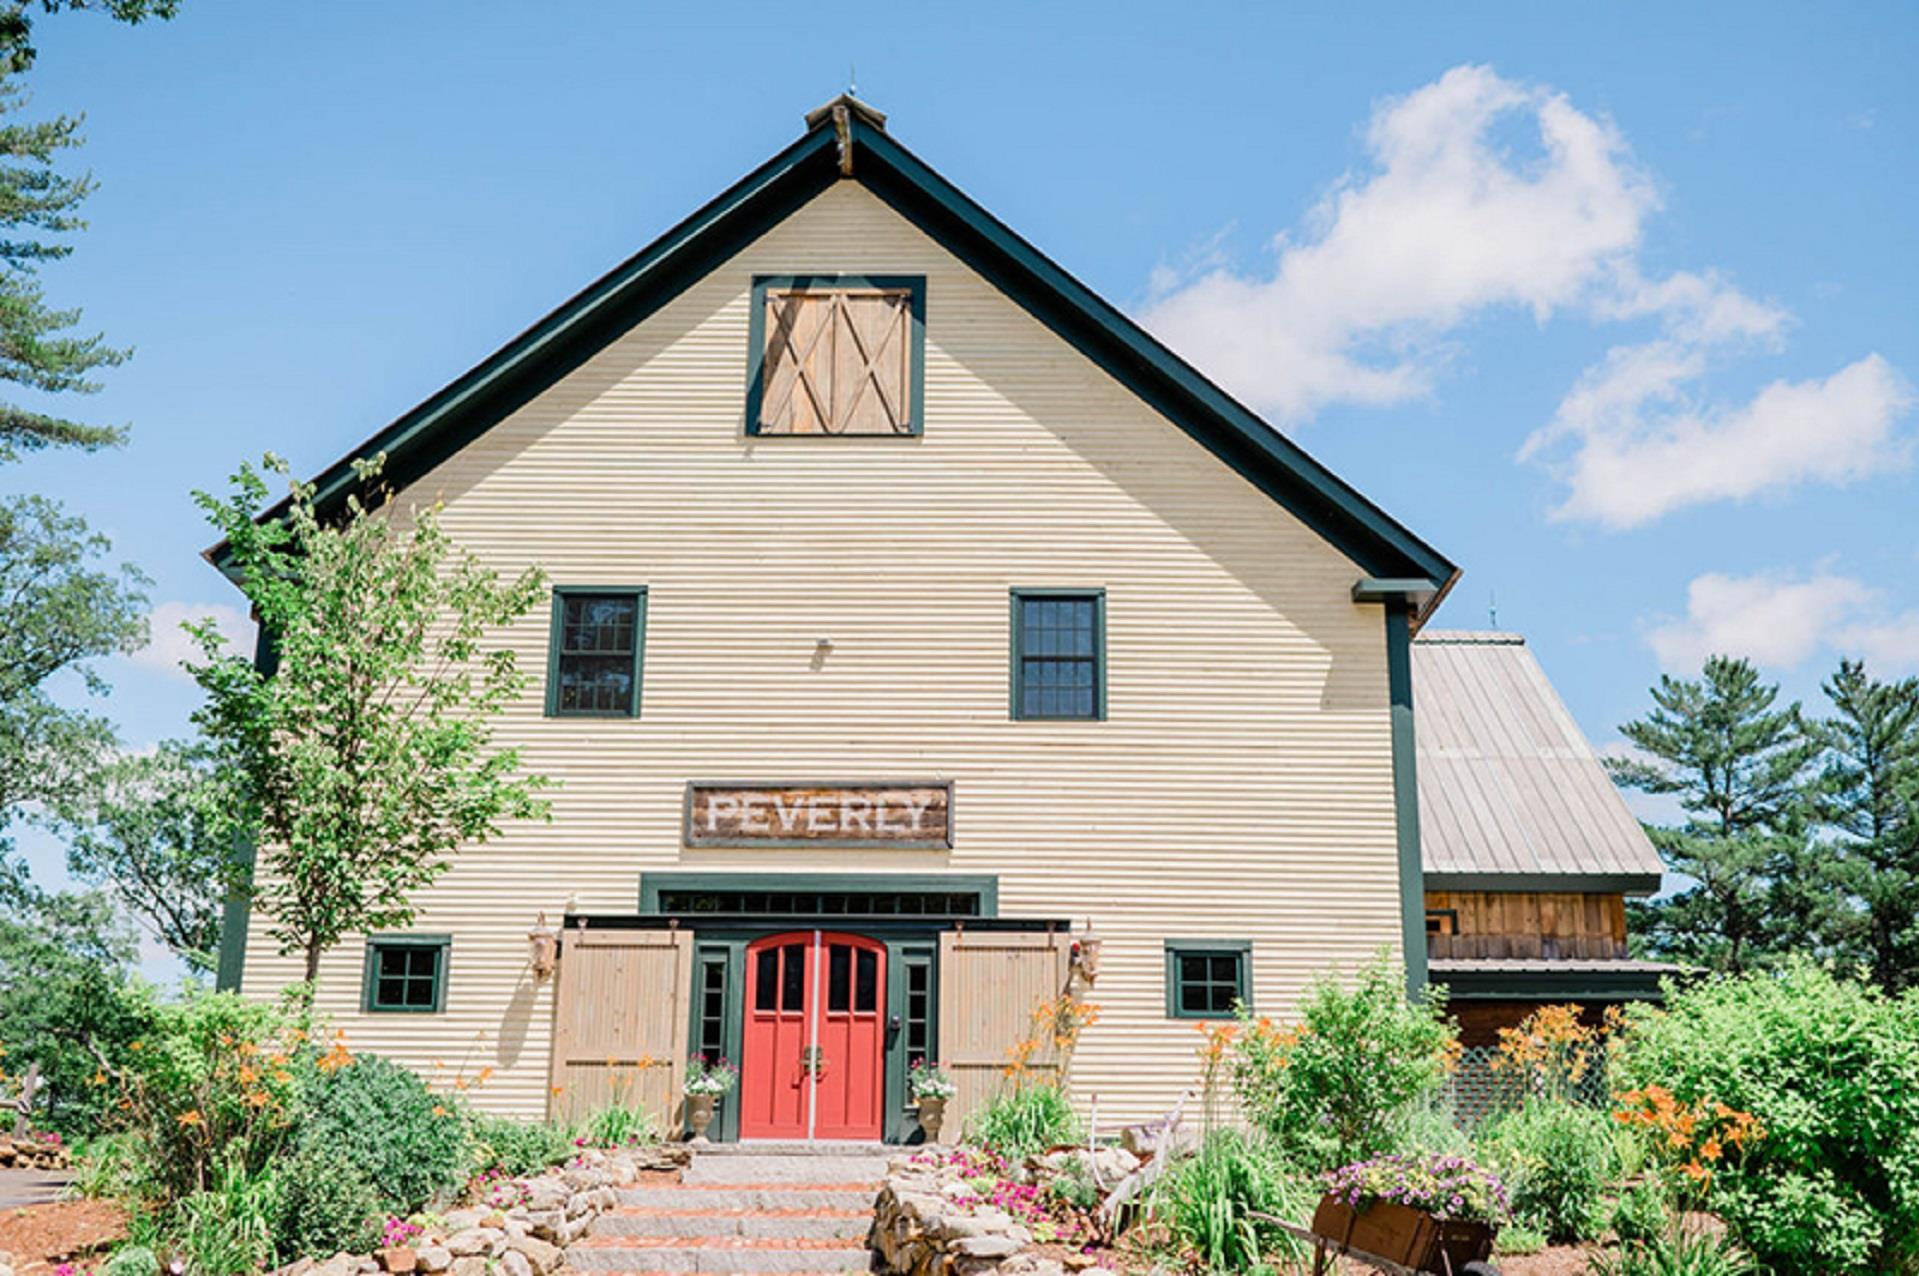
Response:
[[547, 587, 646, 717], [1011, 589, 1105, 720]]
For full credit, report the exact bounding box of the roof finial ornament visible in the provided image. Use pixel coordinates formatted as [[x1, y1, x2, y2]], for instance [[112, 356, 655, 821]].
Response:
[[1489, 591, 1498, 629], [848, 64, 857, 98]]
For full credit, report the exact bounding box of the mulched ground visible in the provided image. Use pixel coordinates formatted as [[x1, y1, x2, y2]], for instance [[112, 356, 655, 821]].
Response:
[[0, 1198, 126, 1275]]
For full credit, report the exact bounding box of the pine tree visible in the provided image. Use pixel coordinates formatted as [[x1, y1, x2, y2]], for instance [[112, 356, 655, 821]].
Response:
[[1814, 659, 1919, 991], [1610, 656, 1820, 972]]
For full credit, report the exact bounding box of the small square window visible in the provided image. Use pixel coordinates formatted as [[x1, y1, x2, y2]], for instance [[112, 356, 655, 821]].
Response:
[[547, 588, 645, 717], [364, 937, 449, 1014], [1012, 590, 1105, 720], [1164, 941, 1251, 1019]]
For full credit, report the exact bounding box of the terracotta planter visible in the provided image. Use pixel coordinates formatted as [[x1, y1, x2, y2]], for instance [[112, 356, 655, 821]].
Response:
[[916, 1094, 947, 1142], [1311, 1193, 1495, 1273], [686, 1093, 718, 1144]]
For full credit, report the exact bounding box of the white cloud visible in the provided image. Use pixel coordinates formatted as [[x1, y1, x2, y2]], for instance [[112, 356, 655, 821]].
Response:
[[1142, 65, 1655, 423], [1138, 64, 1914, 528], [128, 601, 254, 681], [1526, 352, 1914, 528], [1644, 570, 1919, 674]]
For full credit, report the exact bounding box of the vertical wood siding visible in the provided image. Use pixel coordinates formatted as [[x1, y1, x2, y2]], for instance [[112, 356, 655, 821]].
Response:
[[237, 182, 1404, 1124]]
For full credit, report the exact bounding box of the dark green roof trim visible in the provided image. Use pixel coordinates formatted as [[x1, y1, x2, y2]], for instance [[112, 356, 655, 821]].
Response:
[[208, 109, 1458, 618], [1425, 872, 1665, 897], [1353, 577, 1442, 605], [1431, 965, 1675, 1002]]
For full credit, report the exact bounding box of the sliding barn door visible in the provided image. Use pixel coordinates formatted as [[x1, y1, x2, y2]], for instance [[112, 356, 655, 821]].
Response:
[[937, 930, 1073, 1143], [548, 927, 692, 1130]]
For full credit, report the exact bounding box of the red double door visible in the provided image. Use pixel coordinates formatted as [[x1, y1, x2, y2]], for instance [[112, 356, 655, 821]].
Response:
[[739, 931, 886, 1140]]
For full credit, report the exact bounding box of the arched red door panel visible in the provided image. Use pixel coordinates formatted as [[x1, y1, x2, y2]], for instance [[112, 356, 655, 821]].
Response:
[[739, 931, 886, 1140]]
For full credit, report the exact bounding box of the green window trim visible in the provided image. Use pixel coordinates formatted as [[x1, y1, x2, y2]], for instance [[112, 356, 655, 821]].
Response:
[[545, 586, 647, 718], [362, 934, 451, 1014], [1009, 588, 1106, 721], [744, 274, 928, 437], [1164, 939, 1252, 1019]]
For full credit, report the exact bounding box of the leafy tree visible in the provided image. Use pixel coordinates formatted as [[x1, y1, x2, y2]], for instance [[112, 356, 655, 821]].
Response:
[[60, 739, 232, 973], [190, 454, 551, 983], [1814, 659, 1919, 991], [0, 494, 146, 865], [0, 883, 152, 1133], [0, 1, 180, 75], [1610, 656, 1819, 972]]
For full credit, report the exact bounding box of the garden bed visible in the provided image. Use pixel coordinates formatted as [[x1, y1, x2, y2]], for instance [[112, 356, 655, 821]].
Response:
[[0, 1198, 127, 1276]]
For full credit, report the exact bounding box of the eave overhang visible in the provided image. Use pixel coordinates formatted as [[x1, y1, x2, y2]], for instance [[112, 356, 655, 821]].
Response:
[[206, 105, 1459, 622]]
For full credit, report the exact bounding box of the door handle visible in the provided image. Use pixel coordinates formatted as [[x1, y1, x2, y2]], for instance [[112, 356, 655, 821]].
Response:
[[801, 1045, 828, 1078]]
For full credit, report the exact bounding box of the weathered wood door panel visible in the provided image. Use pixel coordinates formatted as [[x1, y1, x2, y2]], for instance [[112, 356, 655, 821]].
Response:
[[937, 930, 1073, 1143], [547, 928, 691, 1130]]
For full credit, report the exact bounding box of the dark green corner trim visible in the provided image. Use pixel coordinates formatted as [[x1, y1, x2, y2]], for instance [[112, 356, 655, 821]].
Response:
[[744, 274, 927, 437], [205, 110, 1457, 620], [360, 933, 453, 1014], [639, 870, 999, 915], [544, 585, 648, 718], [1008, 588, 1106, 721], [214, 622, 279, 992], [1163, 939, 1254, 1019], [1424, 872, 1665, 897], [1385, 600, 1428, 998]]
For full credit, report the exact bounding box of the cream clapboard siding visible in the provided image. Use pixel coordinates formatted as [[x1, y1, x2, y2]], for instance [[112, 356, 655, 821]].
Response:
[[237, 180, 1404, 1124]]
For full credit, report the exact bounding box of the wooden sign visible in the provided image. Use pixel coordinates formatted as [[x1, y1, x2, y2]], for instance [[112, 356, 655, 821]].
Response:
[[684, 781, 952, 849]]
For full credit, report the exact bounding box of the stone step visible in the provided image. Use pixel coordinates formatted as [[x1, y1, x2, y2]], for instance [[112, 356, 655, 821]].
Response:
[[595, 1206, 871, 1241], [694, 1141, 891, 1157], [683, 1154, 889, 1186], [619, 1184, 879, 1212], [565, 1235, 872, 1273]]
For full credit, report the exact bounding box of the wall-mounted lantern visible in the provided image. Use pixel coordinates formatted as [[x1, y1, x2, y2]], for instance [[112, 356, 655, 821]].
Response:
[[1071, 919, 1103, 987], [528, 912, 558, 981]]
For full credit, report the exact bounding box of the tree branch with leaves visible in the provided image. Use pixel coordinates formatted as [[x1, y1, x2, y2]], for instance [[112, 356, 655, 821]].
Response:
[[190, 453, 551, 985]]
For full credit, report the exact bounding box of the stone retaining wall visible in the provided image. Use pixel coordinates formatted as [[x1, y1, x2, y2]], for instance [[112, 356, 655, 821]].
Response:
[[269, 1145, 687, 1276], [869, 1151, 1125, 1276]]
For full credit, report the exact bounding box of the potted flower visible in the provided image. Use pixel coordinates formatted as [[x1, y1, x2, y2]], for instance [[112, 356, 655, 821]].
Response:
[[1316, 1153, 1508, 1271], [908, 1059, 956, 1141], [682, 1055, 737, 1143]]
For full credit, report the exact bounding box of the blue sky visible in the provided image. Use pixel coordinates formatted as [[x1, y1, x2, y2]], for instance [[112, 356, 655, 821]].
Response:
[[12, 3, 1918, 921]]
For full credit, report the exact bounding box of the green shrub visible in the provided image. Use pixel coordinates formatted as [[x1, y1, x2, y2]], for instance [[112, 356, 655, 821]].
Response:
[[1588, 1226, 1760, 1276], [1389, 1098, 1474, 1159], [964, 1083, 1081, 1163], [171, 1161, 283, 1276], [1046, 1154, 1100, 1213], [1478, 1097, 1617, 1244], [1227, 952, 1456, 1172], [579, 1102, 656, 1148], [1613, 961, 1919, 1274], [1612, 1182, 1671, 1244], [300, 1053, 470, 1214], [1148, 1128, 1314, 1274], [1495, 1224, 1548, 1257], [102, 1245, 161, 1276], [276, 1135, 381, 1258], [468, 1111, 575, 1176]]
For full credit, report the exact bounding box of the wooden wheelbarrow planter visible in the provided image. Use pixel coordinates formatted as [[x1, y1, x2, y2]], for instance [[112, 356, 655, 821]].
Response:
[[1254, 1193, 1501, 1276]]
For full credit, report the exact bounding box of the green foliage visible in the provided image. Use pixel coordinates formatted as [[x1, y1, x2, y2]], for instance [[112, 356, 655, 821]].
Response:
[[1612, 1183, 1672, 1245], [1588, 1226, 1761, 1276], [468, 1111, 575, 1177], [1495, 1224, 1547, 1257], [190, 454, 550, 981], [578, 1102, 656, 1148], [1814, 659, 1919, 991], [1227, 952, 1455, 1172], [275, 1136, 381, 1258], [1614, 961, 1919, 1273], [1148, 1129, 1313, 1274], [300, 1053, 471, 1215], [0, 888, 150, 1133], [1612, 656, 1819, 973], [0, 2, 182, 75], [1389, 1099, 1474, 1159], [1046, 1154, 1100, 1213], [171, 1160, 282, 1276], [964, 1083, 1082, 1163], [1477, 1097, 1617, 1244], [61, 740, 234, 973], [101, 1244, 160, 1276]]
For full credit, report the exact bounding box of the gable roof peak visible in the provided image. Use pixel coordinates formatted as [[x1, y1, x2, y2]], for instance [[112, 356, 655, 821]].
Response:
[[803, 92, 887, 133]]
